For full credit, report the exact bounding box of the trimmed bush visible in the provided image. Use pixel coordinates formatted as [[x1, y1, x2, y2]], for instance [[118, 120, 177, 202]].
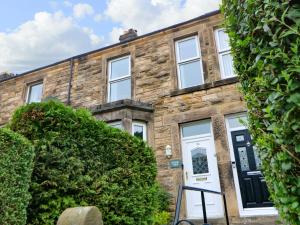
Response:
[[9, 101, 168, 225], [222, 1, 300, 224], [0, 128, 35, 225]]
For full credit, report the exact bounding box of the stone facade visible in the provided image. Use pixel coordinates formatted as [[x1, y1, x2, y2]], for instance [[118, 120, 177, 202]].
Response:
[[0, 11, 279, 224]]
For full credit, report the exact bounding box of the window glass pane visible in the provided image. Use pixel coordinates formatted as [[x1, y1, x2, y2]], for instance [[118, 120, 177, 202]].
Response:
[[228, 115, 247, 129], [110, 78, 131, 102], [182, 121, 211, 137], [191, 147, 209, 174], [133, 124, 144, 140], [28, 83, 43, 103], [253, 146, 262, 170], [217, 30, 230, 51], [110, 57, 130, 79], [179, 60, 203, 88], [109, 122, 123, 129], [178, 38, 198, 61], [221, 53, 234, 78]]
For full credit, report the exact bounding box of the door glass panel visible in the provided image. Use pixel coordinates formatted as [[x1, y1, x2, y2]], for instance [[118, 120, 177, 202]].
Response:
[[253, 146, 262, 170], [236, 135, 245, 142], [238, 147, 250, 171], [191, 147, 209, 174], [179, 60, 203, 88], [182, 121, 211, 137]]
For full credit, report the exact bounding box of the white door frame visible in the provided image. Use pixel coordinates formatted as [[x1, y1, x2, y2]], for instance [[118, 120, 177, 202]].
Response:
[[225, 113, 278, 217], [180, 120, 223, 219]]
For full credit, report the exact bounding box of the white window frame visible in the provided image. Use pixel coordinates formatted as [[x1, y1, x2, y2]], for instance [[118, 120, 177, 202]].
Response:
[[26, 81, 43, 103], [132, 121, 147, 141], [225, 113, 278, 217], [215, 28, 235, 79], [107, 55, 131, 102], [175, 36, 204, 89]]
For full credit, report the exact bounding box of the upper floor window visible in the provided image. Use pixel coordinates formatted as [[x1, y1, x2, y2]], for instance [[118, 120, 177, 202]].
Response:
[[108, 56, 131, 102], [175, 36, 204, 89], [215, 29, 235, 78], [27, 82, 43, 103], [132, 121, 147, 141]]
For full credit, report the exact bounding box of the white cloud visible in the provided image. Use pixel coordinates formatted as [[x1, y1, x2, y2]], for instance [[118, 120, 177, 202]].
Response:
[[73, 3, 94, 19], [109, 27, 124, 43], [0, 11, 103, 73], [63, 1, 73, 7], [106, 0, 221, 42], [94, 14, 103, 22]]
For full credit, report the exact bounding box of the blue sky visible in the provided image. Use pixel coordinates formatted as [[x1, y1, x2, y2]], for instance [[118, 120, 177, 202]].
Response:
[[0, 0, 220, 73]]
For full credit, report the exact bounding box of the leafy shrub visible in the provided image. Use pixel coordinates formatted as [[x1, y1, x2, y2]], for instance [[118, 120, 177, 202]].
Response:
[[9, 100, 168, 225], [222, 1, 300, 224], [0, 128, 35, 225]]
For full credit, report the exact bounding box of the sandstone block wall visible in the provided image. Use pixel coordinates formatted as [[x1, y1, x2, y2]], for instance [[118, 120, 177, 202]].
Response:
[[0, 12, 278, 224]]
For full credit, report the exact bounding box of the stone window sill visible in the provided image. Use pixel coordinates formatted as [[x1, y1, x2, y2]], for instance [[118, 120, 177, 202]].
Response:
[[170, 77, 239, 97]]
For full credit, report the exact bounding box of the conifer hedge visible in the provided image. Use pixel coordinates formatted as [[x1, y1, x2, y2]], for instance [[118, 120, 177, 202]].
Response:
[[222, 1, 300, 224], [0, 128, 35, 225], [9, 101, 168, 225]]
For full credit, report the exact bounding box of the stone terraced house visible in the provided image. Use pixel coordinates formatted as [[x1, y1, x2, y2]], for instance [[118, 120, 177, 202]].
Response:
[[0, 10, 280, 225]]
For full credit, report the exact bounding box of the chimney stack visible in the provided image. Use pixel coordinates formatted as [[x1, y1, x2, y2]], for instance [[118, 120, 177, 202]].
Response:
[[119, 29, 138, 42]]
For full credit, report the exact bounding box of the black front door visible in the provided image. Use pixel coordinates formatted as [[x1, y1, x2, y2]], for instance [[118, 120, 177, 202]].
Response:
[[231, 129, 273, 208]]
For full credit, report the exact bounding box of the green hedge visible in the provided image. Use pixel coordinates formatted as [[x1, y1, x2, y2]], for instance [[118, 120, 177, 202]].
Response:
[[9, 101, 168, 225], [222, 1, 300, 224], [0, 128, 35, 225]]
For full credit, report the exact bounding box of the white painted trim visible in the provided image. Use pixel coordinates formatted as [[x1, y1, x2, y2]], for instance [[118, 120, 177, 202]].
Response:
[[107, 55, 131, 102], [225, 113, 278, 217], [180, 120, 224, 219], [26, 81, 43, 103], [132, 121, 147, 141], [175, 35, 204, 89], [214, 28, 236, 79]]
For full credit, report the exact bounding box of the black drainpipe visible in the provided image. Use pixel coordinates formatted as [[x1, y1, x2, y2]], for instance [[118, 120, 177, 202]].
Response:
[[67, 58, 74, 105]]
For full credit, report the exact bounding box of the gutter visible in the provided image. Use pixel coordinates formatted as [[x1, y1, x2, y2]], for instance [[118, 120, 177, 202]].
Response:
[[67, 58, 74, 105]]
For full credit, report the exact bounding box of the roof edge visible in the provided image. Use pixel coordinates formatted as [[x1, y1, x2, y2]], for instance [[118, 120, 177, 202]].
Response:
[[0, 10, 221, 83]]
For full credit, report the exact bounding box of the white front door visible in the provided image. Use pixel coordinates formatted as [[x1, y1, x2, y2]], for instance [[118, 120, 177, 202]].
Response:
[[181, 120, 223, 219]]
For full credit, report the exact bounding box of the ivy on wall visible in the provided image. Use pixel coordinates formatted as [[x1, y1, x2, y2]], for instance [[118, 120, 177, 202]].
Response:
[[222, 1, 300, 224]]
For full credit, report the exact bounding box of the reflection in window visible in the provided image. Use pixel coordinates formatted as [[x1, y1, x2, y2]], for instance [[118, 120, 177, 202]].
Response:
[[175, 36, 203, 89], [27, 82, 43, 103], [132, 122, 147, 141], [108, 56, 131, 102], [253, 146, 262, 170], [238, 147, 250, 171], [191, 147, 209, 174]]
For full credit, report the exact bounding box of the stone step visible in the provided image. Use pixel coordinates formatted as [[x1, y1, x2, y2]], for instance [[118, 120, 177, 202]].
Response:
[[176, 216, 281, 225]]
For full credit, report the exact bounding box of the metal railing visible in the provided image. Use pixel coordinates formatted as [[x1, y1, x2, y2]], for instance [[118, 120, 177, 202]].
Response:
[[173, 185, 230, 225]]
